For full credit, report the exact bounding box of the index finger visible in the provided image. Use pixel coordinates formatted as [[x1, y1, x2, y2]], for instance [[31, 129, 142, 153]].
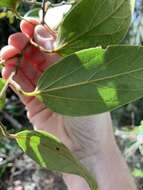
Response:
[[20, 18, 39, 38]]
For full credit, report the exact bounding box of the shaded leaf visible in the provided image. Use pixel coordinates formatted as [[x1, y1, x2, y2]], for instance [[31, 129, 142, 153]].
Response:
[[16, 130, 97, 190], [36, 46, 143, 116], [55, 0, 131, 55], [0, 0, 20, 10], [24, 8, 39, 19]]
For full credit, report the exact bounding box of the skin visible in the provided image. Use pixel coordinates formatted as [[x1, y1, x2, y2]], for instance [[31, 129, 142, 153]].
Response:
[[0, 19, 137, 190]]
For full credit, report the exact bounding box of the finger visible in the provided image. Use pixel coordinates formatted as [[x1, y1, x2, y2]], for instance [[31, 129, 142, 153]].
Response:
[[2, 60, 35, 105], [20, 56, 42, 85], [34, 24, 55, 50], [0, 45, 20, 61], [2, 56, 38, 91], [2, 58, 17, 79], [23, 45, 47, 73], [20, 19, 39, 38], [8, 33, 29, 51], [14, 69, 35, 91]]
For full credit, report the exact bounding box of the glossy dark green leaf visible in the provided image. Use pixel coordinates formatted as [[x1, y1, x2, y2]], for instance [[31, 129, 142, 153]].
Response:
[[16, 130, 97, 190], [0, 0, 20, 9], [55, 0, 132, 55], [36, 46, 143, 116], [0, 78, 6, 109]]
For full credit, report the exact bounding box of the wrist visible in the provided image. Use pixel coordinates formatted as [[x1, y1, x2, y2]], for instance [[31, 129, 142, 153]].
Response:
[[81, 142, 137, 190]]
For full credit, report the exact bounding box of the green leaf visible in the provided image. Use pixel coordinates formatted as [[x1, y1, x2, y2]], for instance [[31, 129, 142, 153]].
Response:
[[0, 0, 20, 10], [16, 130, 97, 190], [0, 12, 7, 19], [132, 168, 143, 177], [24, 8, 39, 19], [6, 10, 15, 24], [55, 0, 131, 55], [0, 78, 6, 109], [36, 46, 143, 116], [0, 78, 5, 91], [130, 0, 135, 14]]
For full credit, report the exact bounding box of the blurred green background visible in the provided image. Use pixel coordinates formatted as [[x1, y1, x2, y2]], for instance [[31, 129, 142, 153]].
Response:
[[0, 0, 143, 189]]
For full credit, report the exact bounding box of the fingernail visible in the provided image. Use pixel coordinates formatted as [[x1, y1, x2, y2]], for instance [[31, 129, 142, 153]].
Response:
[[34, 25, 55, 50]]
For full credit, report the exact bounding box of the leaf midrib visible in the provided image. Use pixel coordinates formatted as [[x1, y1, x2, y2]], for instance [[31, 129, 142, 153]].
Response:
[[38, 51, 125, 91], [41, 66, 143, 93]]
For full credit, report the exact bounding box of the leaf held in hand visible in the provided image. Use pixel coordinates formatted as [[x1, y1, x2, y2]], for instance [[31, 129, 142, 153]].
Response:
[[36, 46, 143, 116], [16, 130, 97, 190], [55, 0, 132, 55]]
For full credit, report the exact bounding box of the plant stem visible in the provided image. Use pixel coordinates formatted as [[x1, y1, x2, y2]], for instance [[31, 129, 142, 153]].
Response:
[[10, 79, 40, 97], [30, 39, 53, 53], [0, 122, 9, 137], [14, 11, 38, 27], [0, 71, 16, 99], [42, 0, 47, 25], [0, 121, 17, 140]]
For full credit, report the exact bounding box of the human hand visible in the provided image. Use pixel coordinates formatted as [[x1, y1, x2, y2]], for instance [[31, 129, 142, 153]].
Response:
[[0, 16, 137, 190]]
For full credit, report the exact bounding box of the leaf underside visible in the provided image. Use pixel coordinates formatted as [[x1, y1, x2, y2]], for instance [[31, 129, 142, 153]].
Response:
[[37, 46, 143, 116], [56, 0, 131, 55], [16, 130, 97, 189]]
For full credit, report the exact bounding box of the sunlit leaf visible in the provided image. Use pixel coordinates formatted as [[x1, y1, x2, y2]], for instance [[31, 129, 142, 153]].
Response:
[[16, 130, 97, 190], [130, 0, 136, 14], [0, 78, 6, 109], [6, 10, 15, 23], [132, 168, 143, 177], [0, 12, 7, 19], [36, 46, 143, 116], [55, 0, 131, 55]]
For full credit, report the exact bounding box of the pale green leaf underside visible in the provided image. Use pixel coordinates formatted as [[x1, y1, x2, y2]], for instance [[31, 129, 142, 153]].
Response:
[[16, 130, 97, 189], [130, 0, 136, 14], [37, 46, 143, 116], [56, 0, 131, 55]]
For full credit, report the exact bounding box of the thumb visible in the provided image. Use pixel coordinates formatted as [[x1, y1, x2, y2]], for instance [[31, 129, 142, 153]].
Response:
[[34, 25, 56, 51]]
